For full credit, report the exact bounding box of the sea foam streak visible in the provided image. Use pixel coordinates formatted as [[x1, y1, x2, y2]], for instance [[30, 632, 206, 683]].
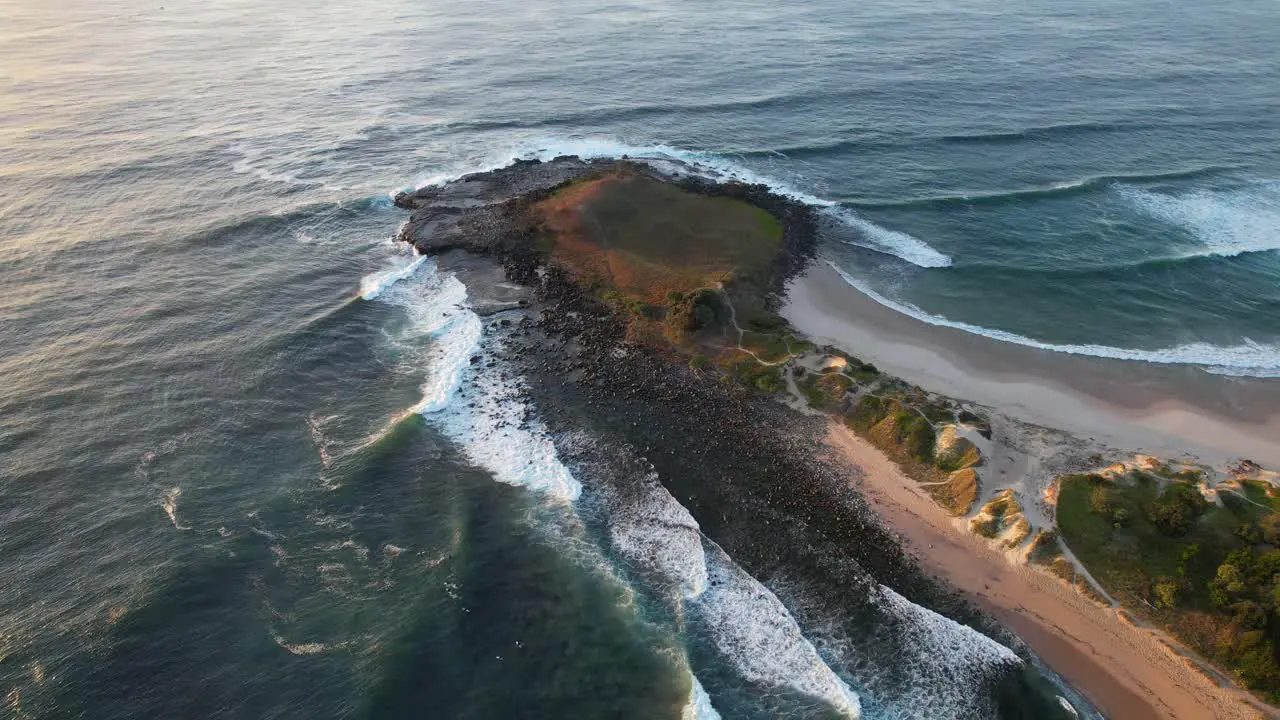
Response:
[[359, 250, 428, 300], [696, 542, 862, 718], [825, 261, 1280, 378], [364, 258, 580, 499], [406, 136, 952, 268], [1117, 181, 1280, 259], [558, 438, 859, 716], [871, 585, 1020, 716], [684, 674, 722, 720]]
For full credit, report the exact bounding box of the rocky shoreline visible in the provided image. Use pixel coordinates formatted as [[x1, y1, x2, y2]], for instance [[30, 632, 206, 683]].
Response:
[[395, 156, 1084, 718]]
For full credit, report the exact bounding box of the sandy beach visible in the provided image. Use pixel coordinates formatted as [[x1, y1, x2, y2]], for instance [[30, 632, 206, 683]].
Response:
[[780, 260, 1280, 718], [827, 424, 1268, 720], [784, 262, 1280, 469]]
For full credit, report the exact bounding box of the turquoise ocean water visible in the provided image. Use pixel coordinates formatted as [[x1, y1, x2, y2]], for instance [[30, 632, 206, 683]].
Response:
[[2, 0, 1278, 716]]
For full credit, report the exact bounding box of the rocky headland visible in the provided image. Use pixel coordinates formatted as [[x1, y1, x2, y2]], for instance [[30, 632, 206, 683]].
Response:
[[392, 155, 1279, 719]]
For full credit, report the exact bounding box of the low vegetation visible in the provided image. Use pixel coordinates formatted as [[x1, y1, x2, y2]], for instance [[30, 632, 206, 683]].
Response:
[[536, 171, 989, 514], [825, 380, 986, 515], [1057, 470, 1280, 699], [533, 170, 815, 399]]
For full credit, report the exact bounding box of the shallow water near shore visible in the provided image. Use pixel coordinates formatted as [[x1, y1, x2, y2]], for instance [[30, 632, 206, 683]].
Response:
[[1, 0, 1276, 716]]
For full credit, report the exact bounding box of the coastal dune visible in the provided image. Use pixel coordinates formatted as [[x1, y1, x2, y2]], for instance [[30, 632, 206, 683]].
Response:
[[826, 425, 1265, 720], [784, 262, 1280, 470]]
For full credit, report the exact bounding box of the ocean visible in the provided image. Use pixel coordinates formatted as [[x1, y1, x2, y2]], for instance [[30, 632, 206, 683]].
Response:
[[1, 0, 1277, 717]]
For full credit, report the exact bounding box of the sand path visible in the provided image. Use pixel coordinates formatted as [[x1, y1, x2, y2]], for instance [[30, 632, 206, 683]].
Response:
[[827, 423, 1269, 720]]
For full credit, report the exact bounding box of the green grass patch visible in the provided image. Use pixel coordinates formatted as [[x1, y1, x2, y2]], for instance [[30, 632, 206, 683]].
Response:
[[739, 329, 794, 363], [1057, 473, 1221, 603], [717, 354, 784, 394], [1241, 480, 1280, 513], [799, 372, 854, 410], [1057, 472, 1280, 700]]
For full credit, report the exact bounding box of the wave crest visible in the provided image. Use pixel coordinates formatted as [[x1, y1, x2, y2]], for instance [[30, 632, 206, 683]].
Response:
[[368, 258, 581, 500], [825, 261, 1280, 378], [845, 167, 1229, 210], [1117, 182, 1280, 259], [404, 137, 952, 269]]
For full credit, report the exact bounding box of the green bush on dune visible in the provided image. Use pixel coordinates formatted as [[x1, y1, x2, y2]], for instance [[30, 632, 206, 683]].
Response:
[[1058, 471, 1280, 701]]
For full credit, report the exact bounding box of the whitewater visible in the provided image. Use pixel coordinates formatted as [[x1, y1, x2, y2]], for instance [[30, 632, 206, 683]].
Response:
[[5, 1, 1278, 718], [379, 136, 1278, 378], [358, 220, 1042, 717]]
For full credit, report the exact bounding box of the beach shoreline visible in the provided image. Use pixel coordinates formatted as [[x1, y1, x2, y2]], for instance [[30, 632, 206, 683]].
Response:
[[783, 261, 1280, 469], [397, 156, 1280, 716], [825, 423, 1268, 720], [783, 258, 1280, 718]]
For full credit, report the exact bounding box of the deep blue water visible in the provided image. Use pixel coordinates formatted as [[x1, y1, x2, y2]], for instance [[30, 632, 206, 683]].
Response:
[[2, 0, 1278, 717]]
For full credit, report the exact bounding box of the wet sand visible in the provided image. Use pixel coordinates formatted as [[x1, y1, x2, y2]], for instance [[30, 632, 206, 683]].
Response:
[[783, 262, 1280, 468], [827, 425, 1267, 720]]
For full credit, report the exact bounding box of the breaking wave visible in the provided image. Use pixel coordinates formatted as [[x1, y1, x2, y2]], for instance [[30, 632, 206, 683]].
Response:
[[359, 249, 428, 300], [694, 542, 863, 718], [364, 257, 580, 500], [1117, 181, 1280, 259], [844, 166, 1230, 209], [825, 261, 1280, 378], [557, 438, 861, 716], [364, 257, 869, 716], [684, 675, 722, 720], [404, 136, 953, 269], [868, 585, 1021, 716]]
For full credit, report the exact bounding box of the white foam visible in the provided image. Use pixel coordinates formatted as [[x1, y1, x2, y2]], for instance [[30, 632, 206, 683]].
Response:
[[825, 260, 1280, 377], [1118, 182, 1280, 258], [834, 209, 953, 268], [564, 452, 709, 600], [403, 136, 951, 268], [1049, 177, 1092, 191], [400, 274, 480, 413], [552, 438, 856, 715], [683, 673, 723, 720], [871, 585, 1020, 716], [306, 412, 339, 469], [694, 541, 861, 718], [553, 434, 708, 599], [610, 482, 709, 599], [359, 251, 428, 300], [372, 263, 580, 501]]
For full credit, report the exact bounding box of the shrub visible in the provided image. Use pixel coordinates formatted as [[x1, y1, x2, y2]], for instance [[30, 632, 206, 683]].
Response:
[[1110, 505, 1131, 528], [692, 303, 715, 329], [1237, 523, 1264, 544], [1261, 514, 1280, 546], [1089, 482, 1116, 515], [1177, 543, 1200, 576], [1211, 562, 1247, 607], [1235, 646, 1280, 692], [1153, 577, 1182, 608], [1148, 482, 1208, 537], [1232, 601, 1268, 630], [753, 368, 784, 394], [893, 410, 935, 463]]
